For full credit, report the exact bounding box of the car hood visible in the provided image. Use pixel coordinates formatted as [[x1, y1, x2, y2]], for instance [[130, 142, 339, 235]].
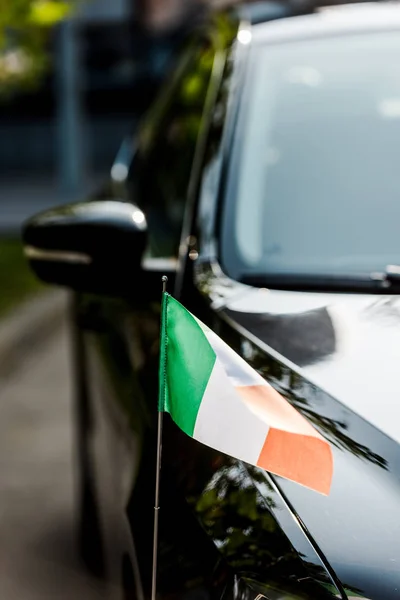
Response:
[[225, 286, 400, 444], [218, 285, 400, 600]]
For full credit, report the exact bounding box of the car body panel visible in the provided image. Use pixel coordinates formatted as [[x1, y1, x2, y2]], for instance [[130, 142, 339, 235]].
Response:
[[30, 5, 400, 600], [251, 2, 400, 45], [192, 261, 400, 600]]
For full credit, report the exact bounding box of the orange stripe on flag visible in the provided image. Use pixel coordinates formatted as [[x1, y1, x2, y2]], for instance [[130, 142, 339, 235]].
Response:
[[236, 385, 333, 495], [257, 429, 333, 495]]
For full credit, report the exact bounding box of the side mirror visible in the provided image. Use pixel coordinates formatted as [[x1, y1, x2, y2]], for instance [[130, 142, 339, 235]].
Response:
[[22, 200, 147, 295]]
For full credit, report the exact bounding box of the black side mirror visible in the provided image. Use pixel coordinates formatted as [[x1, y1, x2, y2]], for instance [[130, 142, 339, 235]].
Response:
[[22, 200, 147, 296]]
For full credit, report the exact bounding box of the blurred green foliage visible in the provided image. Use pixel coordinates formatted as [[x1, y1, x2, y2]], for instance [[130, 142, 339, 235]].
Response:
[[0, 0, 73, 96], [0, 238, 44, 317]]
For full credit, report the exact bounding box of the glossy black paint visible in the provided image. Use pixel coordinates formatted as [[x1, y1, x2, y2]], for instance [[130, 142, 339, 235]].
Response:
[[193, 263, 400, 600], [23, 5, 400, 600]]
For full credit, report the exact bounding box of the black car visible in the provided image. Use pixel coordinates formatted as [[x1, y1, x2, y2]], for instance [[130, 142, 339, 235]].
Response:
[[23, 3, 400, 599]]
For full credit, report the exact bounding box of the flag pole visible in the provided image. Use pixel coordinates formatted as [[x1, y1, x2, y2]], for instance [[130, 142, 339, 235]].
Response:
[[151, 275, 168, 600]]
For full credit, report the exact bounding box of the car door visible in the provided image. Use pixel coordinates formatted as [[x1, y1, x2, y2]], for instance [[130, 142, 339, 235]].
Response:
[[75, 12, 239, 600]]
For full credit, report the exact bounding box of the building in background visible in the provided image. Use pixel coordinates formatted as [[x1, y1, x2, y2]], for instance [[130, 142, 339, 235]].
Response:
[[0, 0, 201, 187], [0, 0, 255, 194]]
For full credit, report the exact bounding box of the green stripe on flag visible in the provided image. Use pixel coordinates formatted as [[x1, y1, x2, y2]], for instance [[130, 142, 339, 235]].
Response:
[[158, 291, 169, 412], [159, 294, 216, 436]]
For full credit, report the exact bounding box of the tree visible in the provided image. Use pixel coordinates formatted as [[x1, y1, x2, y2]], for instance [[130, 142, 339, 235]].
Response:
[[0, 0, 72, 95]]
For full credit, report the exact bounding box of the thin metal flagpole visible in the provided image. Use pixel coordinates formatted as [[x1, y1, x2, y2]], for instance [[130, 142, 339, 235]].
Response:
[[151, 275, 168, 600]]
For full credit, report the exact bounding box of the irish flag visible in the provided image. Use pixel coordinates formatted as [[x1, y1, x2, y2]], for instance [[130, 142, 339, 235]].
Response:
[[159, 293, 333, 495]]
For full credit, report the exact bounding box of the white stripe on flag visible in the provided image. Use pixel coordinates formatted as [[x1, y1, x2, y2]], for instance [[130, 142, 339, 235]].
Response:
[[205, 330, 265, 387], [203, 328, 321, 437], [193, 358, 270, 466]]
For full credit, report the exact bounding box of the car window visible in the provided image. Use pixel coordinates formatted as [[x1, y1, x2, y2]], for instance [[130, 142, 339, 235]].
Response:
[[196, 42, 237, 256], [221, 31, 400, 285], [131, 37, 215, 258], [132, 13, 238, 259]]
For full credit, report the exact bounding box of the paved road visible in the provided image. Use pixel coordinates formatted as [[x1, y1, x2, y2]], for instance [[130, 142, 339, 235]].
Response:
[[0, 319, 108, 599]]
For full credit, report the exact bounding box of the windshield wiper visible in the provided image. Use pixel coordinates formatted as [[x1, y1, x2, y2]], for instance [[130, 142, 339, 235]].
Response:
[[239, 272, 400, 293]]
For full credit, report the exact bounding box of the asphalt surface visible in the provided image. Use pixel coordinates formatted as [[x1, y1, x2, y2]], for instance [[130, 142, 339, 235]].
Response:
[[0, 318, 108, 599]]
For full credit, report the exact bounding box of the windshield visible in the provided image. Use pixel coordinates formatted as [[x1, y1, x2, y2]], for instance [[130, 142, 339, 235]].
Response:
[[221, 31, 400, 285]]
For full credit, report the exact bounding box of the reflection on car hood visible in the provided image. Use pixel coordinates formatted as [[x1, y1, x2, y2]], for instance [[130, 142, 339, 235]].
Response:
[[221, 286, 400, 600], [225, 287, 400, 446]]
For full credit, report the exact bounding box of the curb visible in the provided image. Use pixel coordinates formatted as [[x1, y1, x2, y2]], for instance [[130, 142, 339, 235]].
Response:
[[0, 289, 69, 379]]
